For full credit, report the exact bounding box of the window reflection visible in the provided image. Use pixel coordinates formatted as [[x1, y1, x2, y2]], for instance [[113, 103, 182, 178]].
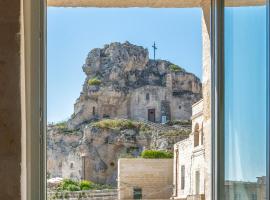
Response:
[[224, 4, 267, 200]]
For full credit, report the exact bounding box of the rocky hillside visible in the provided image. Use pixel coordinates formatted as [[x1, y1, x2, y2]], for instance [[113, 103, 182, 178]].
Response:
[[47, 42, 202, 185], [47, 119, 191, 185], [67, 42, 201, 129]]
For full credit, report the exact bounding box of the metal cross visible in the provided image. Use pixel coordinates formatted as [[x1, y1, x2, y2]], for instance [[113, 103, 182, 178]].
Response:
[[152, 42, 157, 60]]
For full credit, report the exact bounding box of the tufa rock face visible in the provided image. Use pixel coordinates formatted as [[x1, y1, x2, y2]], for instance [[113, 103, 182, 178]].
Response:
[[83, 42, 149, 75], [47, 120, 190, 185], [68, 42, 202, 129], [47, 42, 201, 186]]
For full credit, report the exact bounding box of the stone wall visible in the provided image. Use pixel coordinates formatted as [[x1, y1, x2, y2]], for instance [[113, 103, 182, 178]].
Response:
[[0, 1, 21, 199], [130, 86, 170, 122], [47, 189, 118, 200], [118, 158, 173, 200]]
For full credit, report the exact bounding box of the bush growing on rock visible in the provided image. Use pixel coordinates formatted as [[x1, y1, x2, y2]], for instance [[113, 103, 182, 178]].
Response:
[[55, 121, 68, 129], [67, 184, 80, 191], [57, 179, 80, 191], [88, 78, 101, 86], [92, 119, 152, 132], [141, 150, 173, 159], [53, 121, 74, 134], [169, 64, 184, 73], [79, 180, 93, 190]]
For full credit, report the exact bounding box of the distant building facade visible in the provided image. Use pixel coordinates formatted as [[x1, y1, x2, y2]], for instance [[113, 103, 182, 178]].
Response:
[[224, 177, 266, 200], [118, 158, 173, 200], [171, 99, 266, 200], [172, 99, 205, 200]]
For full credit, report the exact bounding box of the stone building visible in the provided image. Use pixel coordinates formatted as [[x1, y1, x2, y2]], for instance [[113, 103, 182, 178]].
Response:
[[171, 99, 205, 200], [67, 42, 202, 129], [118, 158, 173, 200], [224, 177, 266, 200]]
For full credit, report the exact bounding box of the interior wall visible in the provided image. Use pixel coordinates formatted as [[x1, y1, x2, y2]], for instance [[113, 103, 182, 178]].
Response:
[[0, 0, 21, 200]]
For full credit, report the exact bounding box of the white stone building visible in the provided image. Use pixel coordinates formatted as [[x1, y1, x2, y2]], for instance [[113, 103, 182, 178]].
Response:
[[172, 99, 205, 200]]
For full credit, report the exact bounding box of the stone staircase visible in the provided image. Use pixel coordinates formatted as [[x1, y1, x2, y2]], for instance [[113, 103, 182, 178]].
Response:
[[136, 118, 179, 133]]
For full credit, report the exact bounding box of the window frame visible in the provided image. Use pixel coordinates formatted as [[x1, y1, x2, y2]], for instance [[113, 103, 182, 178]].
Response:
[[22, 0, 47, 199], [22, 0, 270, 199], [212, 1, 270, 200]]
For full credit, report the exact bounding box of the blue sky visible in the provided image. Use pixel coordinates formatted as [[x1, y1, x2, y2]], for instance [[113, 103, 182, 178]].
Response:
[[224, 6, 266, 181], [47, 8, 202, 123]]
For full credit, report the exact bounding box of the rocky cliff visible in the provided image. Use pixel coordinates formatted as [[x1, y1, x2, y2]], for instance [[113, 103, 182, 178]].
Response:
[[47, 119, 191, 185], [67, 42, 201, 129], [47, 42, 202, 186]]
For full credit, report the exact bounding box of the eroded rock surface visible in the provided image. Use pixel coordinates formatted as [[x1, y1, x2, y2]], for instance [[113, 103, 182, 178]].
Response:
[[47, 42, 202, 185], [68, 42, 201, 129]]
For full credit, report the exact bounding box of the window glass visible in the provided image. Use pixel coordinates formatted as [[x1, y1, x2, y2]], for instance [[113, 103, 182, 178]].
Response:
[[224, 3, 267, 200]]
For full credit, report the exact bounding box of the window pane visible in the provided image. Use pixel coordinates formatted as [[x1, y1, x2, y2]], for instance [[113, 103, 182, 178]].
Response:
[[224, 3, 267, 200]]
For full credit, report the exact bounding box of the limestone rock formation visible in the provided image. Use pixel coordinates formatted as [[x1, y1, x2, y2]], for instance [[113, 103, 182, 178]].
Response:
[[68, 42, 202, 129], [47, 41, 202, 186], [47, 120, 190, 185]]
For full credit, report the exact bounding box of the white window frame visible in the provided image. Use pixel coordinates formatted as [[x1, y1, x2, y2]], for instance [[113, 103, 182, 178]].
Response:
[[22, 0, 269, 200]]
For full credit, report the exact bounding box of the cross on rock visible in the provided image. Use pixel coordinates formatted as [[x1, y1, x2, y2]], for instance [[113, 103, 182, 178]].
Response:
[[152, 42, 157, 60]]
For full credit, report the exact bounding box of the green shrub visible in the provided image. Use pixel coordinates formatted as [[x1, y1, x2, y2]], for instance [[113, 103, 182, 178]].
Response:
[[92, 119, 151, 132], [53, 121, 75, 134], [141, 150, 173, 159], [88, 78, 102, 86], [57, 179, 79, 191], [55, 121, 68, 130], [169, 64, 184, 73], [67, 184, 80, 191], [93, 119, 137, 130], [79, 180, 93, 190], [56, 179, 114, 192]]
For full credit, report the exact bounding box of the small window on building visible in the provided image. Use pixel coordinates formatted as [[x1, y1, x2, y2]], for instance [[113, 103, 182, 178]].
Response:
[[92, 106, 96, 115], [70, 162, 74, 169], [201, 123, 204, 145], [133, 188, 142, 199], [195, 171, 200, 194], [146, 93, 150, 100], [181, 165, 185, 190], [194, 123, 200, 147]]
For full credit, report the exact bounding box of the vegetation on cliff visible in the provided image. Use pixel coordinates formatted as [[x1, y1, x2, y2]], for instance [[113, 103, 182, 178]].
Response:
[[169, 64, 185, 72], [88, 78, 102, 86], [141, 150, 173, 159], [92, 119, 151, 131], [53, 121, 74, 134]]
